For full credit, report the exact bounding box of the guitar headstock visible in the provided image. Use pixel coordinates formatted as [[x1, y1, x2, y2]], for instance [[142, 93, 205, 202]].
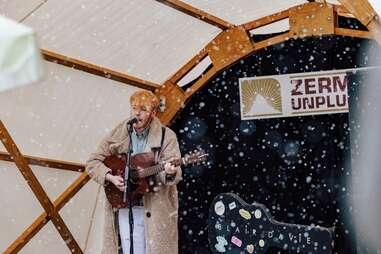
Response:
[[183, 149, 208, 166]]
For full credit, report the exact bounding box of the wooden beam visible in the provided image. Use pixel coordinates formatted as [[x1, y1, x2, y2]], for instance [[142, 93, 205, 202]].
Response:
[[243, 9, 290, 31], [337, 0, 381, 45], [254, 32, 291, 51], [0, 151, 84, 172], [333, 4, 354, 18], [184, 66, 217, 99], [289, 2, 335, 38], [169, 49, 209, 84], [42, 49, 160, 92], [160, 29, 292, 124], [337, 0, 377, 26], [0, 120, 83, 254], [206, 26, 254, 70], [367, 19, 381, 45], [4, 172, 90, 254], [335, 27, 373, 39], [156, 81, 187, 125], [155, 0, 234, 30]]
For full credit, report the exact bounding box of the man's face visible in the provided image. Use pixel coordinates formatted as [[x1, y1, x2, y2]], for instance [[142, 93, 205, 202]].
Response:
[[131, 104, 156, 130]]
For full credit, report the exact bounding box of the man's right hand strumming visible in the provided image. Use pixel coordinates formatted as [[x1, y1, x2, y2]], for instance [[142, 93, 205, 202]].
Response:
[[106, 173, 125, 192]]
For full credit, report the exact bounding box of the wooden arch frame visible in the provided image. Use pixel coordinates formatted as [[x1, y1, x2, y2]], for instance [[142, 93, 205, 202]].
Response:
[[155, 0, 381, 125], [1, 0, 380, 253]]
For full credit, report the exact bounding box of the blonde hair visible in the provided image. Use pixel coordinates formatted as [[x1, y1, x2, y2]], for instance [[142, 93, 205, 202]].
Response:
[[130, 91, 160, 111]]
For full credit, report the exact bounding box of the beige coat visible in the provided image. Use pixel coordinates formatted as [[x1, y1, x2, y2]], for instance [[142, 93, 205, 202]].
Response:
[[86, 117, 182, 254]]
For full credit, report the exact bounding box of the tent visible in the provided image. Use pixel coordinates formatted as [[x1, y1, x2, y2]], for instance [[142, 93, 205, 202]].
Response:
[[1, 0, 381, 253]]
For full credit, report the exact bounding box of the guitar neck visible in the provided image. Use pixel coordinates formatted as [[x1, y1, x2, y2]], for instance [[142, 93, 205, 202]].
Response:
[[259, 221, 333, 253], [139, 158, 183, 178]]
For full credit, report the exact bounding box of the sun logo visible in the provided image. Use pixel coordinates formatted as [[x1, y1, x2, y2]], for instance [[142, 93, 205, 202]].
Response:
[[240, 78, 282, 118]]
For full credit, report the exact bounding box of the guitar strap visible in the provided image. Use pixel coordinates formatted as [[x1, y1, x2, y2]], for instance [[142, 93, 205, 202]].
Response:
[[154, 126, 166, 163], [159, 126, 166, 160]]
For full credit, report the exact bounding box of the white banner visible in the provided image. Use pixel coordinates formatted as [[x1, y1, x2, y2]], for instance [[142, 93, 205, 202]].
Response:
[[239, 68, 376, 120]]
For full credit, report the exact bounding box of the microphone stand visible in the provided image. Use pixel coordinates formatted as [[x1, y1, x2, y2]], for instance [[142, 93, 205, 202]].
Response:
[[124, 122, 134, 254]]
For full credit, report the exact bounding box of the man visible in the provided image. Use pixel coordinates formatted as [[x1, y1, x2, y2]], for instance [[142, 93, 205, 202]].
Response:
[[86, 90, 182, 254]]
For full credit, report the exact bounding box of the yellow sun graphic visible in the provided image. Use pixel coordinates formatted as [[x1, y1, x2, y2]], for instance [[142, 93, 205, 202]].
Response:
[[241, 78, 282, 115]]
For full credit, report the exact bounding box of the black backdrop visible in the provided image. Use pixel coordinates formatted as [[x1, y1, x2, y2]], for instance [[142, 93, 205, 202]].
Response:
[[171, 23, 381, 254]]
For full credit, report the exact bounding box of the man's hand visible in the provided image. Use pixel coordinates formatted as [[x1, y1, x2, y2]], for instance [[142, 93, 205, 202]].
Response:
[[164, 158, 178, 175], [106, 173, 125, 192]]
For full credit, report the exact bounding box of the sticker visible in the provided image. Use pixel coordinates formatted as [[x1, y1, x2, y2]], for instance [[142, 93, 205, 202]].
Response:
[[254, 209, 262, 219], [246, 244, 255, 254], [259, 239, 265, 248], [215, 201, 225, 216], [215, 236, 228, 252], [239, 209, 252, 220], [215, 221, 222, 230], [231, 236, 242, 247], [229, 202, 237, 210]]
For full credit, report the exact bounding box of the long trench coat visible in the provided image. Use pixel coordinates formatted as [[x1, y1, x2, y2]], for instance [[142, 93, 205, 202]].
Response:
[[86, 117, 182, 254]]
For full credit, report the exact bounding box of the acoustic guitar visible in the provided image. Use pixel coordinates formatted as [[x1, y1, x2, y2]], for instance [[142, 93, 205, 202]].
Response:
[[208, 193, 334, 254], [104, 150, 208, 208]]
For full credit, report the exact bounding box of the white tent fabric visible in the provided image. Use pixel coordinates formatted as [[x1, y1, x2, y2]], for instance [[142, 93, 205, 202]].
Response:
[[0, 61, 141, 253], [0, 0, 45, 21], [183, 0, 306, 25], [0, 61, 140, 161], [22, 0, 220, 84], [0, 161, 103, 254], [0, 15, 43, 92], [368, 0, 381, 16]]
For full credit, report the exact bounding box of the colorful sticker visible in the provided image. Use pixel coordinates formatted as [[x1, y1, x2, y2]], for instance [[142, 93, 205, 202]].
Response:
[[215, 236, 228, 253], [254, 209, 262, 219], [231, 236, 242, 247], [246, 244, 255, 254], [215, 201, 225, 216], [239, 209, 251, 220], [259, 239, 265, 248], [229, 202, 237, 210]]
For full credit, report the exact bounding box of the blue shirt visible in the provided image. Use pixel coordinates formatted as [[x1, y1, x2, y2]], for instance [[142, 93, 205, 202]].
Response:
[[131, 126, 150, 155]]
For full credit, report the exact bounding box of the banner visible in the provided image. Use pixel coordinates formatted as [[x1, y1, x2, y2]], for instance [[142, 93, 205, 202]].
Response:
[[238, 68, 372, 120]]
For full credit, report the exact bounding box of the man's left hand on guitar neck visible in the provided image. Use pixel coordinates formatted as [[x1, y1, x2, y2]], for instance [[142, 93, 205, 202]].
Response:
[[164, 157, 178, 178]]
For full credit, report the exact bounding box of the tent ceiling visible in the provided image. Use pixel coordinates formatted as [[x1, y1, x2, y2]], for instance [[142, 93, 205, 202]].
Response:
[[0, 0, 45, 21], [0, 62, 141, 163], [182, 0, 307, 25], [1, 0, 351, 86], [21, 0, 221, 84]]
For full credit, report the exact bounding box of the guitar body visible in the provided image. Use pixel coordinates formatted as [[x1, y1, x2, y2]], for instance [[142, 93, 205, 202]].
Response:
[[103, 152, 156, 209], [103, 149, 208, 209], [208, 193, 334, 254]]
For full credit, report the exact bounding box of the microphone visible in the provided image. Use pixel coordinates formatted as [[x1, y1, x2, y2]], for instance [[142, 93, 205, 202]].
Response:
[[127, 117, 138, 127]]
